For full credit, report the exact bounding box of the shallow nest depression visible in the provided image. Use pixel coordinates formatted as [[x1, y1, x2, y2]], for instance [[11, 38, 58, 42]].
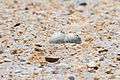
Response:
[[0, 0, 120, 80]]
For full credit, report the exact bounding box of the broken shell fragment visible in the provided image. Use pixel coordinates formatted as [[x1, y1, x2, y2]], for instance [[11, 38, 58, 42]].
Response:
[[45, 57, 60, 63], [98, 49, 108, 53], [64, 34, 81, 44]]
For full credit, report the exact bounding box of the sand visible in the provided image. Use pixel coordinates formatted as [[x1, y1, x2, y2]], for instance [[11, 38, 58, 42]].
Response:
[[0, 0, 120, 80]]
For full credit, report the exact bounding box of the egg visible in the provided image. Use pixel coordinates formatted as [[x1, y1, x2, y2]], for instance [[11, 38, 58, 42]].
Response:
[[49, 32, 65, 43], [64, 33, 82, 44], [49, 32, 82, 44]]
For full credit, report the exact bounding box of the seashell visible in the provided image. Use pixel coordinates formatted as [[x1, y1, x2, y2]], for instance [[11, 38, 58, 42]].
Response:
[[64, 34, 81, 44], [49, 32, 65, 43], [45, 57, 60, 63]]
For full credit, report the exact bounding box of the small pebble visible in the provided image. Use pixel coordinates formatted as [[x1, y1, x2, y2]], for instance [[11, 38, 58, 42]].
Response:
[[11, 50, 17, 54], [116, 54, 120, 61], [68, 76, 75, 80], [79, 2, 87, 6], [0, 35, 2, 38], [87, 61, 98, 68], [0, 51, 3, 54], [105, 69, 112, 74], [98, 49, 108, 53], [4, 58, 12, 62], [85, 36, 93, 41], [13, 23, 21, 27], [45, 67, 55, 73], [14, 69, 22, 73], [0, 59, 4, 64], [56, 63, 69, 69]]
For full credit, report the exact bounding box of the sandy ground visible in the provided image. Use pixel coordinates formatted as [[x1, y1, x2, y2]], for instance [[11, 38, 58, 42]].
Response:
[[0, 0, 120, 80]]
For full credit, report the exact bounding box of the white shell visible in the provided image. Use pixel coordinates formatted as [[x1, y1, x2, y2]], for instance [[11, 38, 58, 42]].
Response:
[[64, 34, 81, 44], [49, 32, 65, 43]]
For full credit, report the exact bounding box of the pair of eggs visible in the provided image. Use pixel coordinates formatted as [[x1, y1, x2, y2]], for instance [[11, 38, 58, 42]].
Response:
[[49, 32, 81, 44]]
